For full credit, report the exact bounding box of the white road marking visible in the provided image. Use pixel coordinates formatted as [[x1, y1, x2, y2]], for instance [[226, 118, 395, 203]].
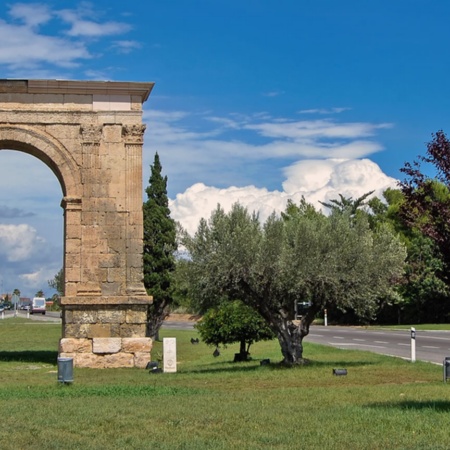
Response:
[[353, 339, 366, 342], [398, 343, 409, 346], [422, 346, 440, 349], [375, 341, 388, 344], [332, 343, 386, 349], [333, 336, 344, 339]]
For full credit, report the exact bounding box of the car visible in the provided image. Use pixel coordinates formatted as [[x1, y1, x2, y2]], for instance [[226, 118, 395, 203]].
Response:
[[0, 305, 5, 313]]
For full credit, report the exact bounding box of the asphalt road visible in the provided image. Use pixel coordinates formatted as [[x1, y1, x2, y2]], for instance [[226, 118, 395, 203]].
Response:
[[163, 321, 450, 365], [306, 325, 450, 365], [3, 310, 449, 365], [0, 309, 61, 322]]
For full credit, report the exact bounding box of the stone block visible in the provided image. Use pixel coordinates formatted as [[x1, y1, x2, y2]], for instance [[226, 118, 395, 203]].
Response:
[[65, 266, 81, 283], [134, 352, 151, 369], [88, 323, 112, 338], [75, 353, 105, 369], [103, 353, 134, 368], [93, 337, 122, 354], [65, 323, 90, 339], [120, 324, 146, 338], [59, 338, 92, 353], [110, 323, 122, 337], [72, 310, 98, 324], [122, 337, 152, 353], [125, 309, 147, 324], [101, 281, 121, 296], [63, 309, 74, 323], [97, 308, 125, 324]]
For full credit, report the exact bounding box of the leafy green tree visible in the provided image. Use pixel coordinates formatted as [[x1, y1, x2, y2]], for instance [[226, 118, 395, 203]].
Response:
[[48, 268, 64, 296], [35, 290, 44, 298], [195, 300, 275, 361], [183, 202, 406, 365], [369, 188, 450, 323], [143, 152, 177, 339]]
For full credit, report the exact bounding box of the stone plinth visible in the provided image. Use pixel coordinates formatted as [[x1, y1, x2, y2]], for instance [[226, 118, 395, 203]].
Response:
[[60, 302, 153, 368], [60, 336, 152, 369]]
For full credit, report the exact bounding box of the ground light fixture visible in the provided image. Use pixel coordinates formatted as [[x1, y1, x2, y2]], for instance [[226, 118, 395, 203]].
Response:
[[333, 368, 347, 376]]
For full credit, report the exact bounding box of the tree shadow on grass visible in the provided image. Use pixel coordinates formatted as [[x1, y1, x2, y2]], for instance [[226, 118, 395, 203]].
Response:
[[183, 360, 263, 375], [367, 400, 450, 413], [0, 350, 58, 365], [181, 357, 376, 375], [306, 359, 377, 368]]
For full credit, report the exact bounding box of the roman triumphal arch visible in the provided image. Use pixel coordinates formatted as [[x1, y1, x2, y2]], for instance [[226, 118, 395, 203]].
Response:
[[0, 79, 155, 368]]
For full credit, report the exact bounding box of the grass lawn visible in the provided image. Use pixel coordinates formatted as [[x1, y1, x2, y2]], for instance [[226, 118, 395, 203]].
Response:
[[1, 318, 450, 449]]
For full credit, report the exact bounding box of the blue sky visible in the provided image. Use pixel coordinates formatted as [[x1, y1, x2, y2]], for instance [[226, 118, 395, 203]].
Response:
[[0, 0, 449, 297]]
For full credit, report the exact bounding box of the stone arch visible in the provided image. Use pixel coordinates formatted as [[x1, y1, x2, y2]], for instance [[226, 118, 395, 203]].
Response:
[[0, 79, 155, 368], [0, 124, 82, 198]]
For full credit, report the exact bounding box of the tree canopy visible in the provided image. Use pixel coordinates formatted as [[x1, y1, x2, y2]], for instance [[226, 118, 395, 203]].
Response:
[[400, 130, 450, 282], [48, 268, 64, 296], [195, 300, 275, 360], [182, 201, 406, 365]]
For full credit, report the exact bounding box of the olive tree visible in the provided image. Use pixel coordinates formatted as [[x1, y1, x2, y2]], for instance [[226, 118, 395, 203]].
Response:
[[182, 202, 406, 365]]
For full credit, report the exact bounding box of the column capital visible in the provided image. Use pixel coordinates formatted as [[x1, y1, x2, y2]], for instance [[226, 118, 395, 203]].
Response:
[[122, 124, 146, 144]]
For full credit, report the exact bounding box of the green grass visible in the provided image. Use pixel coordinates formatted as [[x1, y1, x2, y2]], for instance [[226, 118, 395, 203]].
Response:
[[1, 317, 450, 449]]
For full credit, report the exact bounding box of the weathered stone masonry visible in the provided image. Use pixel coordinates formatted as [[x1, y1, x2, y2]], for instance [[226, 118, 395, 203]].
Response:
[[0, 79, 155, 368]]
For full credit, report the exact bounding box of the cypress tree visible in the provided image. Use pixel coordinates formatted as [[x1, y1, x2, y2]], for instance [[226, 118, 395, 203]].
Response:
[[143, 152, 177, 339]]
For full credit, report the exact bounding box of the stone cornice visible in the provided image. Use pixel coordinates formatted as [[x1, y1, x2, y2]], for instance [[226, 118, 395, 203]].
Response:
[[0, 79, 154, 103]]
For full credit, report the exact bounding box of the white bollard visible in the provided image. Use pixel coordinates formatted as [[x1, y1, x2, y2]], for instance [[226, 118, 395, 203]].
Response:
[[324, 309, 328, 327], [1, 311, 4, 319], [411, 327, 416, 362]]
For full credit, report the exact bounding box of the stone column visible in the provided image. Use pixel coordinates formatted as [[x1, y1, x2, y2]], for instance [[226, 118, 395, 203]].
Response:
[[61, 196, 82, 299], [122, 124, 148, 296], [78, 125, 103, 296]]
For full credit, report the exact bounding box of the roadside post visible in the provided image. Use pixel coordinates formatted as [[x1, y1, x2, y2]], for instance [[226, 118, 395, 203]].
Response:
[[411, 327, 416, 362], [324, 309, 328, 327], [443, 357, 450, 382]]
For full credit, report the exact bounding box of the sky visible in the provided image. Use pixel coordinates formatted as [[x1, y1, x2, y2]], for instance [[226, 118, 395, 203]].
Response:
[[0, 0, 449, 298]]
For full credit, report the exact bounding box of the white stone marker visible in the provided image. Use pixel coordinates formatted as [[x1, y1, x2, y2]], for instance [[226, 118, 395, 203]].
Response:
[[163, 337, 177, 373]]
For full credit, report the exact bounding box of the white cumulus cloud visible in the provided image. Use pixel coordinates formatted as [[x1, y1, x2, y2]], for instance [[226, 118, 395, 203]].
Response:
[[0, 224, 43, 262], [170, 159, 398, 235]]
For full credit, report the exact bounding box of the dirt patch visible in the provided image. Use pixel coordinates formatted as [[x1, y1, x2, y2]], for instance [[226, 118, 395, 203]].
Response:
[[165, 313, 201, 322]]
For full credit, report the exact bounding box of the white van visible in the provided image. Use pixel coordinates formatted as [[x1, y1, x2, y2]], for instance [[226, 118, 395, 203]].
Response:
[[30, 297, 46, 315]]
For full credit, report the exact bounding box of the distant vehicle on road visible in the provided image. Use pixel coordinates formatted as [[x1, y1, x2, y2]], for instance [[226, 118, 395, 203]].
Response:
[[30, 297, 46, 315]]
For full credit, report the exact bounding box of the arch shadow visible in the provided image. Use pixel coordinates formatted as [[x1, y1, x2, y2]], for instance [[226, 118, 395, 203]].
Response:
[[0, 350, 58, 365], [367, 400, 450, 413]]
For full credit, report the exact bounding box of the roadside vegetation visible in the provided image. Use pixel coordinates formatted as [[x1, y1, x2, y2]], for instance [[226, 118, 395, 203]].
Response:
[[1, 319, 450, 449]]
